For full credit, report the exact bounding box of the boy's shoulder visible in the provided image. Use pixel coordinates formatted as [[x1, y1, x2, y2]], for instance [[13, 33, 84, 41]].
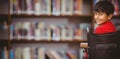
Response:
[[94, 21, 116, 34]]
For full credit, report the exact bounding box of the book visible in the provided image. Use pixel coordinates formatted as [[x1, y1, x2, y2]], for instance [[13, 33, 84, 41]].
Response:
[[1, 48, 4, 59], [79, 23, 90, 40], [0, 21, 8, 39], [26, 0, 34, 14], [45, 50, 55, 59], [34, 29, 41, 40], [14, 22, 23, 39], [58, 51, 69, 59], [74, 28, 82, 40], [22, 22, 31, 39], [82, 0, 92, 15], [112, 0, 119, 15], [28, 22, 35, 39], [61, 25, 73, 40], [52, 0, 61, 15], [4, 47, 8, 59], [73, 0, 83, 15], [51, 25, 60, 41], [40, 0, 51, 15], [66, 50, 77, 59], [38, 22, 51, 40], [18, 0, 27, 14], [61, 0, 73, 15], [40, 27, 51, 40], [10, 49, 14, 59], [10, 0, 13, 14], [14, 47, 22, 59], [31, 47, 36, 59], [38, 48, 45, 59], [10, 23, 14, 39], [10, 0, 20, 14], [34, 0, 41, 15], [47, 50, 62, 59], [22, 47, 31, 59]]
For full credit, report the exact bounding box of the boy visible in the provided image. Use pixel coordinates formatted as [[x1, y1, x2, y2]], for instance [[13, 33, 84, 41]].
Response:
[[94, 1, 116, 34]]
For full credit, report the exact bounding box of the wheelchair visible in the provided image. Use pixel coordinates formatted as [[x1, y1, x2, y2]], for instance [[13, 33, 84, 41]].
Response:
[[87, 30, 120, 59]]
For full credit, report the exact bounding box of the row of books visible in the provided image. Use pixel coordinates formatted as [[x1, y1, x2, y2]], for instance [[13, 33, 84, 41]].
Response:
[[7, 47, 79, 59], [94, 0, 120, 16], [10, 22, 90, 41], [0, 21, 9, 39], [10, 0, 91, 15], [0, 47, 8, 59], [0, 47, 88, 59]]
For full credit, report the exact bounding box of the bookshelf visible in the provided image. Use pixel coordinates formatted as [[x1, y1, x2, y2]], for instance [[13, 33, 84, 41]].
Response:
[[0, 0, 120, 59]]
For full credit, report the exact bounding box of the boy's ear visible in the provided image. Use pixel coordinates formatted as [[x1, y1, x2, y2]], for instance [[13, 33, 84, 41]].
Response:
[[108, 14, 113, 20]]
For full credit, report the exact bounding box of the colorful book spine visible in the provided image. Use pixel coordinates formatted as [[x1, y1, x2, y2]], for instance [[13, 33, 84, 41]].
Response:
[[61, 0, 73, 15], [34, 0, 41, 15], [40, 0, 51, 15], [61, 25, 73, 40], [26, 0, 34, 14], [10, 49, 14, 59], [52, 0, 61, 15], [73, 0, 83, 15]]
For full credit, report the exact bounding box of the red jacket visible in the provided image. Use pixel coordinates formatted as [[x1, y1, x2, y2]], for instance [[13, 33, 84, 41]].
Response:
[[94, 21, 116, 34]]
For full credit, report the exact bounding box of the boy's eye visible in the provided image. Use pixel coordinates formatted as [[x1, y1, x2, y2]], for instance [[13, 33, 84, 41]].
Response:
[[99, 13, 104, 15], [94, 12, 104, 16], [94, 12, 98, 15]]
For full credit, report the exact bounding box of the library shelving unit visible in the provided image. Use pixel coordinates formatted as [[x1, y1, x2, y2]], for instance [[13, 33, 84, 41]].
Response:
[[0, 0, 120, 59], [9, 0, 93, 59]]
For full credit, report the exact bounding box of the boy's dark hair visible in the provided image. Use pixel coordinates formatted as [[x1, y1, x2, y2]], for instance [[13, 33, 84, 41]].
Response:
[[94, 1, 114, 16]]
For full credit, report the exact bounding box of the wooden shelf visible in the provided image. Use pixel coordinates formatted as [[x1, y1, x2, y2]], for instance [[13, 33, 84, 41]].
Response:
[[113, 15, 120, 18], [11, 14, 92, 18], [0, 39, 8, 41], [0, 14, 8, 16], [10, 39, 87, 44], [5, 14, 120, 18], [0, 40, 8, 46]]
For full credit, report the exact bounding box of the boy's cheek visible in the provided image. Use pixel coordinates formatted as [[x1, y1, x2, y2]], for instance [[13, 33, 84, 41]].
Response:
[[96, 20, 102, 25]]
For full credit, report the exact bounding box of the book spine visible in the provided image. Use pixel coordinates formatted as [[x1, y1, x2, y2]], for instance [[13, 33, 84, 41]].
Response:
[[74, 0, 83, 15], [34, 0, 41, 15], [61, 0, 73, 15], [52, 0, 61, 15], [10, 49, 14, 59]]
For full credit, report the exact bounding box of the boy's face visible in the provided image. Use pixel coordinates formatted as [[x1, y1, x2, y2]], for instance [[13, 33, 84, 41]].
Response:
[[94, 11, 112, 25]]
